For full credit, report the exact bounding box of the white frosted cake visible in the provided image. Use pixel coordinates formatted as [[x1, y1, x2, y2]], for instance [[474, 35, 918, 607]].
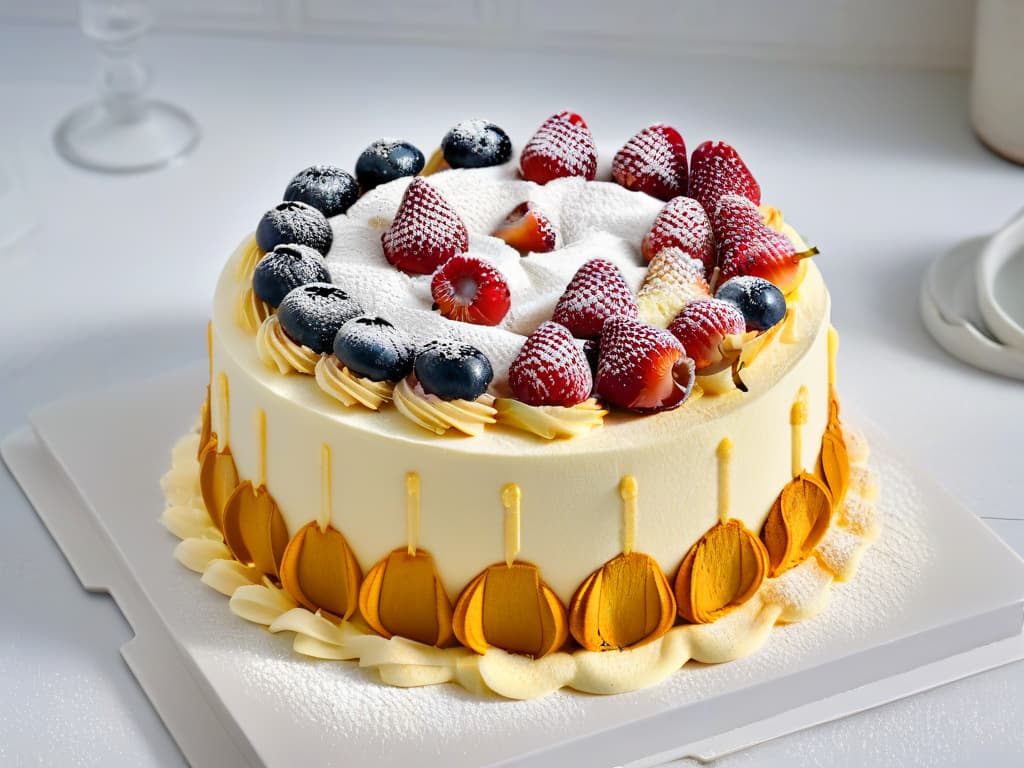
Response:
[[162, 113, 879, 698]]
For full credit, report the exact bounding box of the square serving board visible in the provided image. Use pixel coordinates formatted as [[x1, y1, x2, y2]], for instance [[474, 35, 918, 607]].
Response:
[[4, 364, 1024, 768]]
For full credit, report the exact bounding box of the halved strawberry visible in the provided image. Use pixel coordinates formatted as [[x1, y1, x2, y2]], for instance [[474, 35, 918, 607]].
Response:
[[667, 297, 747, 374], [551, 258, 638, 340], [431, 255, 511, 326], [713, 195, 817, 294], [519, 111, 598, 185], [382, 177, 469, 275], [688, 141, 761, 216], [595, 316, 695, 413], [640, 196, 715, 274], [508, 321, 592, 407], [612, 124, 688, 201], [492, 201, 558, 253]]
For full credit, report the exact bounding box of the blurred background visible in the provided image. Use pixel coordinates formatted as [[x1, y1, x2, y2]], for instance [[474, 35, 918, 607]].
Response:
[[1, 1, 1022, 766]]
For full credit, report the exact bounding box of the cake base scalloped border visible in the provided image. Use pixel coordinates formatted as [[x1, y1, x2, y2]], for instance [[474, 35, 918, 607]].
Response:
[[162, 423, 880, 701]]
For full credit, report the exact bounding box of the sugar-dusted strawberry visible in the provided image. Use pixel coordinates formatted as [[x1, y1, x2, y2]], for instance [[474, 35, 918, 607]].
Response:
[[640, 196, 715, 273], [508, 321, 592, 407], [637, 247, 711, 328], [713, 195, 817, 294], [519, 111, 598, 185], [492, 201, 558, 253], [688, 140, 761, 215], [551, 258, 638, 340], [381, 177, 469, 275], [595, 316, 695, 413], [667, 297, 747, 374], [612, 124, 688, 201], [431, 255, 511, 326]]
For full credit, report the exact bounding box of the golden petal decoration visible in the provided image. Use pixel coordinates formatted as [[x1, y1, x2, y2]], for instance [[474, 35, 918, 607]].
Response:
[[761, 473, 833, 577], [221, 481, 290, 579], [568, 552, 676, 651], [817, 426, 851, 511], [279, 521, 363, 622], [674, 519, 769, 624], [357, 548, 454, 647], [452, 561, 568, 658], [198, 386, 212, 461], [198, 435, 239, 534]]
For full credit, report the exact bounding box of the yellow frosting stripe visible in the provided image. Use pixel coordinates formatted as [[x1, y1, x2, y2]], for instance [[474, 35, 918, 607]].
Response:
[[218, 372, 231, 447], [493, 398, 606, 440], [315, 356, 394, 410], [790, 386, 807, 477], [406, 472, 420, 556], [828, 325, 839, 390], [256, 315, 321, 375], [256, 408, 267, 488], [619, 476, 638, 555], [717, 438, 733, 522], [502, 483, 521, 567], [319, 443, 332, 532]]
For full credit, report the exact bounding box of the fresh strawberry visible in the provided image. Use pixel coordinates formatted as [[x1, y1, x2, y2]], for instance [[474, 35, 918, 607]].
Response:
[[595, 316, 695, 412], [492, 201, 558, 253], [713, 195, 816, 294], [431, 255, 511, 326], [667, 297, 747, 374], [688, 140, 761, 215], [637, 247, 711, 327], [612, 124, 688, 201], [519, 111, 598, 185], [508, 321, 592, 407], [551, 258, 638, 340], [381, 177, 469, 274], [640, 196, 715, 273]]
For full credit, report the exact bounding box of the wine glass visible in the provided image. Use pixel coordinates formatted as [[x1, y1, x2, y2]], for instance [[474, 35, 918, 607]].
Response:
[[54, 0, 200, 174]]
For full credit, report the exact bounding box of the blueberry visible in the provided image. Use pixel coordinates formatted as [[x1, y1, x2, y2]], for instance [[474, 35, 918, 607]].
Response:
[[715, 276, 787, 332], [414, 340, 493, 401], [333, 316, 416, 383], [277, 282, 363, 354], [441, 120, 513, 169], [252, 244, 331, 309], [284, 165, 359, 218], [256, 201, 333, 256], [355, 139, 425, 191]]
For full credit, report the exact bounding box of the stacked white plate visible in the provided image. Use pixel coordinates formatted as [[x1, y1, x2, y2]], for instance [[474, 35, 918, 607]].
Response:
[[921, 209, 1024, 380]]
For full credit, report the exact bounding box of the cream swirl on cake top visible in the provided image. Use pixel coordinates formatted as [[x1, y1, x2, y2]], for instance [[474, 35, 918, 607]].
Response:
[[321, 166, 664, 394]]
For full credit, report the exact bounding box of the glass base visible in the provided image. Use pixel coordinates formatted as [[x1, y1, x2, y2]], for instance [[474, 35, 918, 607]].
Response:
[[54, 100, 199, 174]]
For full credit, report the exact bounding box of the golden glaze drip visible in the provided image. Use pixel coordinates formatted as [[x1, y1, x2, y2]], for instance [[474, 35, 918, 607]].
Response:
[[406, 472, 420, 556], [502, 483, 521, 567], [790, 386, 808, 477]]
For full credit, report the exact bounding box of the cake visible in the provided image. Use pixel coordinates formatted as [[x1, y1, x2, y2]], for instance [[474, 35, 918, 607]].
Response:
[[161, 113, 880, 699]]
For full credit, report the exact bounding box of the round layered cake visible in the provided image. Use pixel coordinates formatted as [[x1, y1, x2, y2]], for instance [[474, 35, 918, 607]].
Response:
[[165, 114, 873, 697]]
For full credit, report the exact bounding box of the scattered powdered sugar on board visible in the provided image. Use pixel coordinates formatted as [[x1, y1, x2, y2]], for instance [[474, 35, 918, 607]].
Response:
[[172, 450, 934, 766]]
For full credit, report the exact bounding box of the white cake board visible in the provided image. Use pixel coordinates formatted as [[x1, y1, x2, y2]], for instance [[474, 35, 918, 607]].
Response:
[[3, 365, 1024, 768]]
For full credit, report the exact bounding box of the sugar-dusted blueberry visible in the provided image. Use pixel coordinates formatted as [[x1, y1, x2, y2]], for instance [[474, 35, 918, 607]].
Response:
[[414, 340, 493, 401], [441, 120, 513, 169], [714, 275, 787, 332], [255, 201, 333, 256], [283, 165, 359, 218], [355, 139, 425, 191], [277, 282, 363, 354], [333, 315, 416, 383], [252, 244, 331, 308]]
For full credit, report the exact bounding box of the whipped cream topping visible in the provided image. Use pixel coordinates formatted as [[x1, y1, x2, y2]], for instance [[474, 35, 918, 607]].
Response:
[[324, 167, 664, 394]]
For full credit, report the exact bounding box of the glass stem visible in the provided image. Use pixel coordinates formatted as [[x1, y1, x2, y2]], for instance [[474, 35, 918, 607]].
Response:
[[97, 37, 149, 123]]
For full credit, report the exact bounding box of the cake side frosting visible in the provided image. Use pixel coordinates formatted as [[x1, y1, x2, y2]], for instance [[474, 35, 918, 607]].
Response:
[[210, 240, 830, 603]]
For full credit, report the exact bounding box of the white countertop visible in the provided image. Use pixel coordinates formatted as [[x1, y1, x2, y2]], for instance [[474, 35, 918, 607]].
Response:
[[0, 22, 1021, 767]]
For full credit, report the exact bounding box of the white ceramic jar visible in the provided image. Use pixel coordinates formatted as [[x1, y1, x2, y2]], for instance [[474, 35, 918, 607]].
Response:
[[971, 0, 1024, 164]]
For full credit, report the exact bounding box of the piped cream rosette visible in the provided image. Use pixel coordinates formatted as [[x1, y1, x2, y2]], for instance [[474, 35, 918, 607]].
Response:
[[315, 355, 394, 411], [256, 315, 322, 375], [393, 376, 497, 437]]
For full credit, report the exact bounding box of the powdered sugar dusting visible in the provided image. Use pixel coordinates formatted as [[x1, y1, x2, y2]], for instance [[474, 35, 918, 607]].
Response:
[[325, 168, 662, 393]]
